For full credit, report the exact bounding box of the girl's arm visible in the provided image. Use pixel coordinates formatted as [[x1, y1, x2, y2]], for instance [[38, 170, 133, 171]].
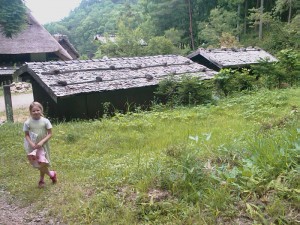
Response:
[[24, 131, 36, 149], [35, 129, 52, 149]]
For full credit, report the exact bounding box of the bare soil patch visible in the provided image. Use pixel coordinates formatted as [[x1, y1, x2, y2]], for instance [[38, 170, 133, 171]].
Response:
[[0, 190, 54, 225]]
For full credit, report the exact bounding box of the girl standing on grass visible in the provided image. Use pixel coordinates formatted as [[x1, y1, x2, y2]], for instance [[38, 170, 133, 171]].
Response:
[[23, 102, 57, 188]]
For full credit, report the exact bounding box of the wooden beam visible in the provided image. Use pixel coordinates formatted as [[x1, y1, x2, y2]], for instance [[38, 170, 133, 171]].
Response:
[[3, 85, 14, 122]]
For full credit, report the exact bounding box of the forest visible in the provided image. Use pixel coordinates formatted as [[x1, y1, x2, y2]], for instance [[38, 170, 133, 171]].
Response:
[[42, 0, 300, 59]]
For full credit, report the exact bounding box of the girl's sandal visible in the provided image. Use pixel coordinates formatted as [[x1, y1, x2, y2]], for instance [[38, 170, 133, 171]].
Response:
[[38, 180, 45, 188], [50, 171, 57, 184]]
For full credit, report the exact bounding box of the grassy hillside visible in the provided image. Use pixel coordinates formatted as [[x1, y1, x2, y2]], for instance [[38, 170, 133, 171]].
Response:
[[0, 88, 299, 224]]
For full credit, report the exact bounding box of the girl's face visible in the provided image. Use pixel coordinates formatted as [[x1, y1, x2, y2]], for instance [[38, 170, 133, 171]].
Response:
[[30, 106, 42, 120]]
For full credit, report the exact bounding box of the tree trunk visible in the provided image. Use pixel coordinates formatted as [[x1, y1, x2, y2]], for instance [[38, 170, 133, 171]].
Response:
[[244, 0, 248, 35], [288, 0, 292, 23], [187, 0, 195, 50], [259, 0, 264, 40], [237, 4, 241, 41]]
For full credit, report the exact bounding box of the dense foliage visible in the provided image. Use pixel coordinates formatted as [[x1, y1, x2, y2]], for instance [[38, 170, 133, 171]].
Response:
[[0, 0, 27, 37], [155, 49, 299, 106], [1, 0, 298, 56], [42, 0, 299, 58]]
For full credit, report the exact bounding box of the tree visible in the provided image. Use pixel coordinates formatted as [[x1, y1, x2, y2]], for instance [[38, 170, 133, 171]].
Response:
[[198, 7, 238, 47], [145, 36, 179, 55], [274, 0, 299, 23], [248, 2, 273, 41], [0, 0, 27, 37], [259, 0, 264, 40], [186, 0, 195, 49]]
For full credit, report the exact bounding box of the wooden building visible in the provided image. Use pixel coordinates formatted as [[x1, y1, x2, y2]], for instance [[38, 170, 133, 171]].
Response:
[[53, 34, 80, 60], [187, 47, 278, 71], [94, 34, 147, 46], [15, 55, 216, 120]]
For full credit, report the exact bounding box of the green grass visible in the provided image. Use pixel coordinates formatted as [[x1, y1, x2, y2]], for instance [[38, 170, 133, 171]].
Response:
[[0, 88, 299, 224]]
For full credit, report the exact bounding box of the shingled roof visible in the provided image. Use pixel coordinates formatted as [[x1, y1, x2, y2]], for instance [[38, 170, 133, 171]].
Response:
[[0, 12, 72, 61], [16, 55, 216, 102], [187, 47, 278, 70]]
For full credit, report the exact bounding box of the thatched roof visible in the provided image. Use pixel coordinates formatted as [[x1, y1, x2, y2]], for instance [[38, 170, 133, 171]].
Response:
[[15, 55, 216, 102], [187, 47, 278, 69], [0, 12, 72, 61], [53, 34, 80, 59]]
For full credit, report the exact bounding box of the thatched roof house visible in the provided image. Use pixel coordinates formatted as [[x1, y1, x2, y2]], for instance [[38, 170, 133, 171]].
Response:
[[53, 34, 80, 59], [94, 34, 147, 46], [0, 13, 72, 62], [187, 47, 278, 71], [16, 55, 216, 120], [0, 12, 76, 84]]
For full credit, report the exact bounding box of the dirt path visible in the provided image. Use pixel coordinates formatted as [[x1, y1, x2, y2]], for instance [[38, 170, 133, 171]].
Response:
[[0, 93, 33, 112], [0, 93, 34, 123], [0, 190, 55, 225]]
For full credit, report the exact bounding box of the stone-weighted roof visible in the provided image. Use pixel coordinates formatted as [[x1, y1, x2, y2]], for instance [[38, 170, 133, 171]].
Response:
[[15, 55, 217, 102], [0, 67, 17, 76], [187, 47, 278, 69]]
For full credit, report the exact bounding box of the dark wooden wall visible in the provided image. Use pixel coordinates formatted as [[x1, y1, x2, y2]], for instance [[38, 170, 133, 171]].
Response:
[[0, 75, 13, 86], [31, 81, 156, 121]]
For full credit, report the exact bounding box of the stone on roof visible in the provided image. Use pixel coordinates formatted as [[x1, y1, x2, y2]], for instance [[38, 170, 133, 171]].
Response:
[[15, 55, 216, 102]]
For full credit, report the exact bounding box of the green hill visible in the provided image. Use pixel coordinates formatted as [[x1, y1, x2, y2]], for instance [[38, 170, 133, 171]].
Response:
[[0, 87, 299, 224]]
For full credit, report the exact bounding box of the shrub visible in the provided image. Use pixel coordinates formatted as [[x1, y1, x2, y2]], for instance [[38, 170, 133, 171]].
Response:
[[252, 49, 300, 88], [276, 49, 300, 87], [214, 68, 257, 96], [155, 76, 212, 107]]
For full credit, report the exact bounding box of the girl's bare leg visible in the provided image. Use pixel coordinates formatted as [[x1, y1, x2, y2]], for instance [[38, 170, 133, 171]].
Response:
[[39, 163, 57, 184], [38, 163, 52, 188], [39, 163, 51, 177]]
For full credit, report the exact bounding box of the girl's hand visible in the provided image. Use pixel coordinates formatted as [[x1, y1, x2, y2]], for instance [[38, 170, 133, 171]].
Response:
[[34, 142, 43, 149], [30, 143, 36, 149]]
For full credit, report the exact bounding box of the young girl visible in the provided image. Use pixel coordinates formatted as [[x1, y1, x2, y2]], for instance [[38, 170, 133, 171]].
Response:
[[23, 102, 57, 188]]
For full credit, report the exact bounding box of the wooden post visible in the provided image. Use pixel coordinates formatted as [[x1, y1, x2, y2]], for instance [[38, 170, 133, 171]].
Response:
[[3, 85, 14, 122]]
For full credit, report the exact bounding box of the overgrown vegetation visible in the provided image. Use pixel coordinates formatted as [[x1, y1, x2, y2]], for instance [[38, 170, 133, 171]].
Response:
[[42, 0, 300, 58], [0, 0, 27, 37], [154, 76, 213, 107], [155, 49, 299, 105], [0, 87, 299, 224]]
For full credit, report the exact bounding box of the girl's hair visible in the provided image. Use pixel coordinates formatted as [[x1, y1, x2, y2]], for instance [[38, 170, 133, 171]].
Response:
[[29, 102, 44, 116]]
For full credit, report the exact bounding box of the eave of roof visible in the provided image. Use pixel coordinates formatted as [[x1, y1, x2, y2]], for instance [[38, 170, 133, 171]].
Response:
[[53, 34, 80, 58], [0, 67, 18, 76], [15, 55, 217, 103]]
